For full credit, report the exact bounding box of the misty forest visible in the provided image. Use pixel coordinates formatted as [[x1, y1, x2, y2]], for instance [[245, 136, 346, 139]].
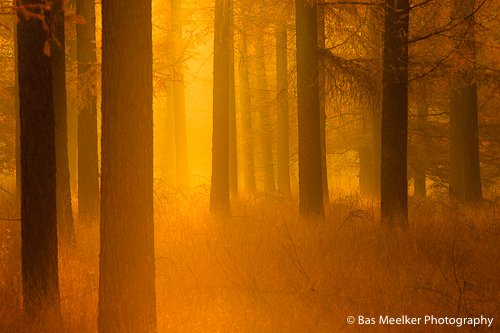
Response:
[[1, 0, 500, 332]]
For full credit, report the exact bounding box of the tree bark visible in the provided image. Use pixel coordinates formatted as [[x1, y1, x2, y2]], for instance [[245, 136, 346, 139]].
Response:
[[18, 0, 60, 315], [296, 0, 324, 217], [77, 0, 99, 224], [52, 0, 76, 243], [99, 1, 157, 332], [276, 18, 290, 196], [380, 0, 409, 228], [210, 0, 231, 215]]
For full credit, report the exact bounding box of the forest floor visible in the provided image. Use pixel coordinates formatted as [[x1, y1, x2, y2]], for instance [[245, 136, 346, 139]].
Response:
[[1, 180, 499, 332]]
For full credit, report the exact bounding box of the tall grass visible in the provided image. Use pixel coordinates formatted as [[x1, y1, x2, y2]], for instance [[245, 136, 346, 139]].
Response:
[[1, 181, 499, 332]]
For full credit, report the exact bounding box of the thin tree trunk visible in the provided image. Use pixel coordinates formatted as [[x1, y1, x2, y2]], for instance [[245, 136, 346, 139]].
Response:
[[239, 31, 256, 195], [276, 18, 290, 196], [380, 0, 409, 228], [99, 1, 157, 332], [171, 0, 189, 187], [210, 0, 231, 215], [296, 0, 324, 217], [18, 0, 60, 315], [77, 0, 99, 225], [52, 0, 75, 243]]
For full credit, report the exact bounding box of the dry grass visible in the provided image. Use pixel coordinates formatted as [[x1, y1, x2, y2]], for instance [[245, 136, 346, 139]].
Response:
[[1, 182, 499, 332]]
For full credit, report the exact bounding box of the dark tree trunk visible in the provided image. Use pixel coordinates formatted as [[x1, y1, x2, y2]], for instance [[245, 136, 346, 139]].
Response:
[[276, 18, 290, 196], [210, 0, 231, 215], [99, 1, 157, 332], [66, 0, 78, 191], [228, 0, 237, 197], [52, 0, 76, 243], [172, 0, 189, 187], [256, 33, 276, 192], [239, 31, 256, 195], [380, 0, 409, 228], [18, 1, 60, 315], [296, 0, 324, 217], [77, 0, 99, 224], [449, 0, 482, 204], [317, 0, 329, 204]]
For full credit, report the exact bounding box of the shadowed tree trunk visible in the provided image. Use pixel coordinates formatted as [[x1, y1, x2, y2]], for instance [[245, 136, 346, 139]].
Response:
[[449, 0, 482, 204], [172, 0, 189, 187], [229, 0, 237, 196], [380, 0, 409, 228], [276, 18, 290, 196], [18, 0, 60, 315], [256, 33, 276, 192], [210, 0, 231, 215], [239, 30, 257, 195], [77, 0, 99, 225], [317, 0, 329, 204], [296, 0, 324, 217], [52, 0, 75, 243], [99, 1, 157, 332]]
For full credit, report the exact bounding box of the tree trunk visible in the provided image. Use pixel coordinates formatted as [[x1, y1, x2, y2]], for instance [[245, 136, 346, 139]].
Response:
[[276, 18, 290, 196], [99, 1, 157, 332], [171, 0, 189, 187], [380, 0, 409, 228], [229, 0, 237, 197], [239, 31, 256, 195], [52, 0, 76, 243], [256, 33, 276, 192], [210, 0, 231, 215], [449, 0, 482, 204], [317, 0, 329, 204], [77, 0, 99, 224], [18, 1, 60, 315], [296, 0, 324, 217]]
